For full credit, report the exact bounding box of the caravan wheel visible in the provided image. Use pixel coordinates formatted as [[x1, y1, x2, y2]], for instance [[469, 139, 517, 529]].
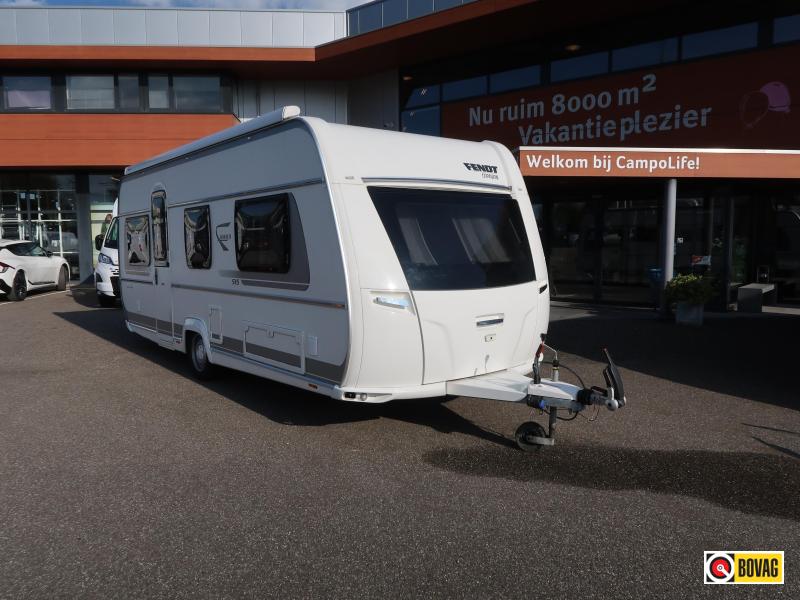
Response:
[[189, 334, 215, 380]]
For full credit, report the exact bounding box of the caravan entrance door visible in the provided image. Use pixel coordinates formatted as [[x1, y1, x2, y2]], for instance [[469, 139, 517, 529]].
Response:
[[150, 191, 173, 342]]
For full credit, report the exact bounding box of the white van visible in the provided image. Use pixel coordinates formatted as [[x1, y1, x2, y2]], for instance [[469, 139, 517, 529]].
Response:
[[118, 107, 625, 449], [94, 199, 119, 307]]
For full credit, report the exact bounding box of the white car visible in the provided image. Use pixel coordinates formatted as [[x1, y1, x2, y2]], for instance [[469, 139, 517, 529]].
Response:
[[0, 240, 70, 301]]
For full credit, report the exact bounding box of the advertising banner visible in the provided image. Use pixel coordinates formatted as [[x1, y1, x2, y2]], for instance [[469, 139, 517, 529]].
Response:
[[442, 45, 799, 150], [518, 147, 800, 178]]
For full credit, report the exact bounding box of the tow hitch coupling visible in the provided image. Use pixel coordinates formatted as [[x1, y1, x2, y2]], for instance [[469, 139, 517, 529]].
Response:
[[515, 344, 627, 452]]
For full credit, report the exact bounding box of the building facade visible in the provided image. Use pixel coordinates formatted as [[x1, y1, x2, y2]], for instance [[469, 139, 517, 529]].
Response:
[[1, 1, 798, 307]]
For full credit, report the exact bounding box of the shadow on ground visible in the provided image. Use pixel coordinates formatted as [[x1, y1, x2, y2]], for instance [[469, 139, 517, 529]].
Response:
[[56, 287, 515, 448], [424, 444, 800, 521], [549, 309, 799, 409]]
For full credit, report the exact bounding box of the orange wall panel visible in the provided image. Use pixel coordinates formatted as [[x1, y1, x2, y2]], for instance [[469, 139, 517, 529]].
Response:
[[0, 114, 239, 168]]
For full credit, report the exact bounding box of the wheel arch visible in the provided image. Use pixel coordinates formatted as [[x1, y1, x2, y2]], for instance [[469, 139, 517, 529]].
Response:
[[181, 317, 212, 361]]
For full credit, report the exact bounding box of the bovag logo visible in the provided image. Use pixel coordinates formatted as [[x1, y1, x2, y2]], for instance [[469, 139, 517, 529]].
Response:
[[704, 551, 784, 584]]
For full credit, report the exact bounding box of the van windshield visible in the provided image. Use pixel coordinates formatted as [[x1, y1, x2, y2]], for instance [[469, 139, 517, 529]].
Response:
[[369, 186, 536, 291], [104, 217, 119, 250]]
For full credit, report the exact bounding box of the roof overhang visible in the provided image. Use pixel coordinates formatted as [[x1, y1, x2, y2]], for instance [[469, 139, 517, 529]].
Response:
[[0, 0, 695, 79], [0, 45, 316, 78]]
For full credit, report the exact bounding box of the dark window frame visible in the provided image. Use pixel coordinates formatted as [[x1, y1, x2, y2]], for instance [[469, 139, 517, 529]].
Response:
[[146, 73, 173, 113], [681, 22, 759, 60], [0, 74, 55, 113], [0, 71, 230, 114], [184, 205, 212, 269], [64, 73, 118, 112], [172, 74, 224, 114], [401, 105, 441, 136], [234, 194, 291, 274], [117, 73, 143, 113], [773, 13, 800, 45]]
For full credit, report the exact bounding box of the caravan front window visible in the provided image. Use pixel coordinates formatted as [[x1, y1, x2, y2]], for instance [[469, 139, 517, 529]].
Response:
[[369, 187, 536, 291], [234, 195, 290, 273], [125, 215, 150, 266]]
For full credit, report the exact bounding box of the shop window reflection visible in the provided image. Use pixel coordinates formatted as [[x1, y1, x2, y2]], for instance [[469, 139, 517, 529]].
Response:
[[549, 201, 597, 301], [401, 106, 440, 136], [0, 171, 119, 280]]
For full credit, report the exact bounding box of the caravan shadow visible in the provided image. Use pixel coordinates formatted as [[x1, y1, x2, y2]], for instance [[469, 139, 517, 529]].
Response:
[[548, 310, 799, 410], [54, 294, 514, 448], [424, 443, 800, 521]]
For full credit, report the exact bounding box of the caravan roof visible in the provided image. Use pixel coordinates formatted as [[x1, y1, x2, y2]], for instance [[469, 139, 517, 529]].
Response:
[[124, 106, 518, 194], [124, 106, 302, 176]]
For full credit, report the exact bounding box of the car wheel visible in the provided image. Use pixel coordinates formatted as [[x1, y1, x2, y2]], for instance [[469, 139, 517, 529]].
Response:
[[57, 266, 68, 291], [8, 270, 27, 301]]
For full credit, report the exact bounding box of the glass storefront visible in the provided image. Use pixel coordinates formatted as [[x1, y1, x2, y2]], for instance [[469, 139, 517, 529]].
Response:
[[536, 181, 662, 304], [531, 179, 800, 308], [0, 171, 120, 280]]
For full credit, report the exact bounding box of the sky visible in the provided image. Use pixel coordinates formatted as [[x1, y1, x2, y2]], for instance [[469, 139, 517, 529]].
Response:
[[0, 1, 371, 10]]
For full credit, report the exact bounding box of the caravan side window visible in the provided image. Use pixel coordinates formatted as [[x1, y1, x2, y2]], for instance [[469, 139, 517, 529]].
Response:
[[184, 205, 212, 269], [234, 194, 290, 273], [125, 215, 151, 266], [151, 191, 168, 265]]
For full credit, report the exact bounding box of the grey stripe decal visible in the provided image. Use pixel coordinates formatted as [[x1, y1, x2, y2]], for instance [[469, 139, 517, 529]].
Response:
[[127, 311, 156, 329], [305, 358, 346, 383], [127, 312, 186, 337], [128, 319, 343, 384], [212, 337, 244, 354], [244, 341, 301, 368], [362, 176, 512, 192], [241, 278, 310, 291], [171, 283, 345, 309], [211, 345, 336, 389], [210, 337, 343, 384], [156, 319, 172, 335]]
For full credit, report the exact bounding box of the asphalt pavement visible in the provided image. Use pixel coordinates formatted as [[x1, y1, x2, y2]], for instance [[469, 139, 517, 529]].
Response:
[[1, 287, 798, 598]]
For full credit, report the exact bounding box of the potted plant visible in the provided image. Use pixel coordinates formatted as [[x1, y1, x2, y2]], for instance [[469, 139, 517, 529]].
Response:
[[665, 274, 715, 326]]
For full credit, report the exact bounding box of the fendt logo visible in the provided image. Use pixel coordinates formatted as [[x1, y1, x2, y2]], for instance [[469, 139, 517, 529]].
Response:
[[463, 162, 500, 180]]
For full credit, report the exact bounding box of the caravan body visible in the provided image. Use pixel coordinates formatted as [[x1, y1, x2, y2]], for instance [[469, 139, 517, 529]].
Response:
[[118, 107, 550, 402]]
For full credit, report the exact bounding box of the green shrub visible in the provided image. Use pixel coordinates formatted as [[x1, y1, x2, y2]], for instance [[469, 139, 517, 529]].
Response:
[[665, 274, 715, 305]]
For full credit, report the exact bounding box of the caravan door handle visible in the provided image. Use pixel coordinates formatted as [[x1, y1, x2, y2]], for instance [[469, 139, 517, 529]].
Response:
[[154, 269, 158, 285]]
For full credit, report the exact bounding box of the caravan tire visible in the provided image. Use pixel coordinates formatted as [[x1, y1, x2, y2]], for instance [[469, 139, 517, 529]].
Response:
[[189, 333, 215, 380]]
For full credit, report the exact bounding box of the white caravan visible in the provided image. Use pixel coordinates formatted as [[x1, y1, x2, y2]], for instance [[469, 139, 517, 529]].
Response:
[[119, 107, 626, 450]]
